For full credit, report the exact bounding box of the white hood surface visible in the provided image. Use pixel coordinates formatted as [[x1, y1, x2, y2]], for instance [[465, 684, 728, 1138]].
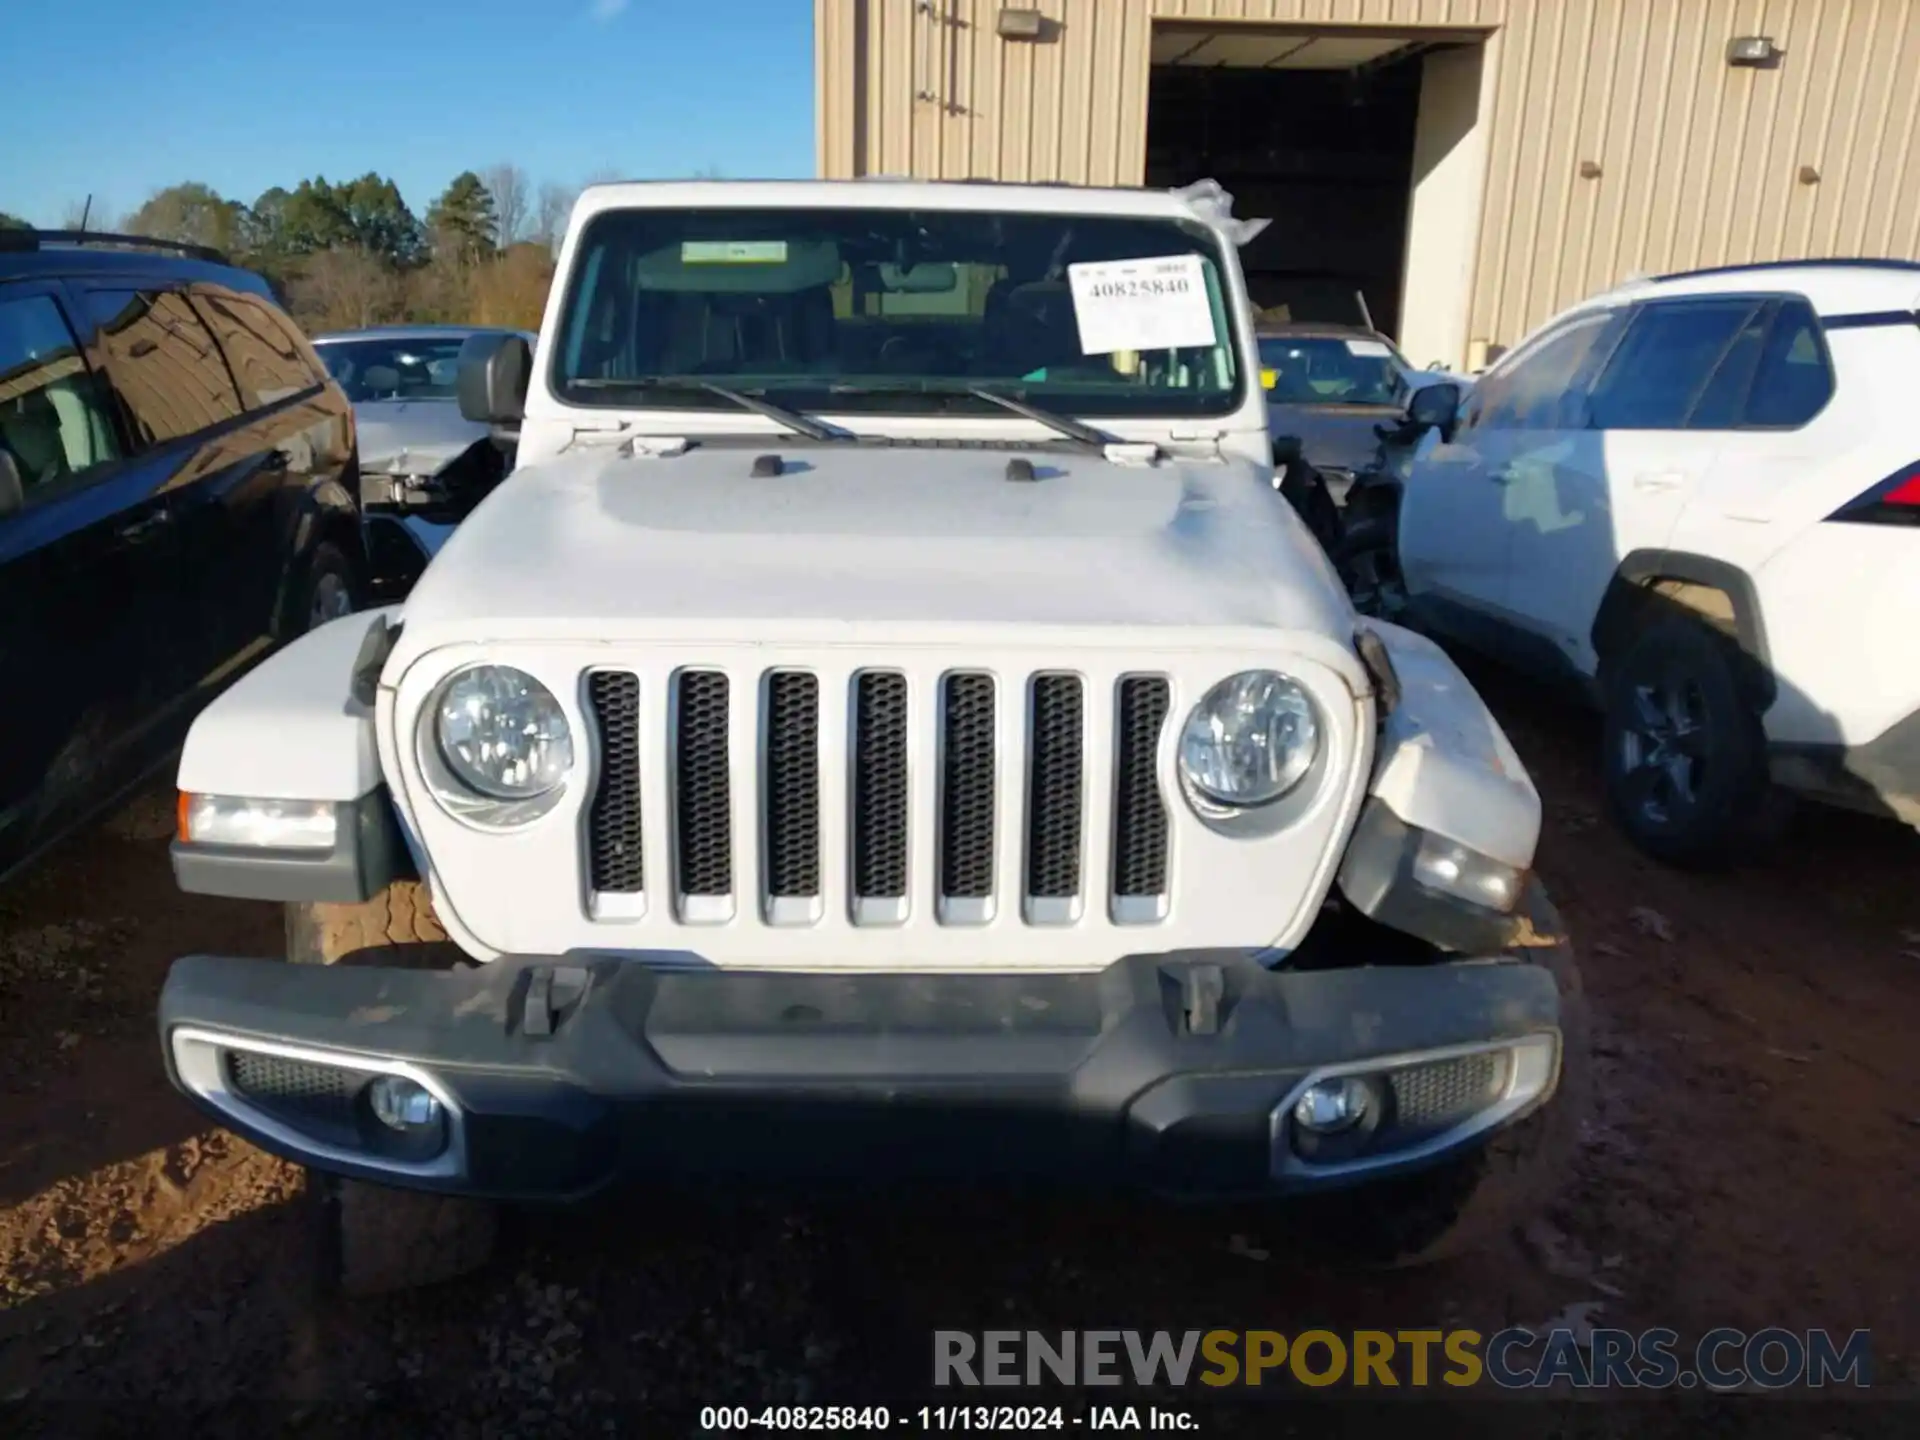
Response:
[[395, 445, 1354, 643]]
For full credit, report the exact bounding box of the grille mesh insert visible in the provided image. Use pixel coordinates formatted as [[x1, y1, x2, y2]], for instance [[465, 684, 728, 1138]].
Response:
[[1112, 677, 1171, 899], [765, 672, 821, 897], [675, 671, 732, 897], [1026, 675, 1085, 900], [227, 1051, 357, 1126], [940, 674, 997, 901], [853, 672, 909, 900], [586, 671, 644, 893], [1390, 1052, 1505, 1128]]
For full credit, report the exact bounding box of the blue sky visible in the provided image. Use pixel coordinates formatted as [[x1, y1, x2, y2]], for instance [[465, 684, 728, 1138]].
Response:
[[2, 0, 815, 228]]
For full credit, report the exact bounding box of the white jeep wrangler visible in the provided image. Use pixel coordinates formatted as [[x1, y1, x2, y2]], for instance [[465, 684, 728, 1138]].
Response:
[[159, 178, 1587, 1296]]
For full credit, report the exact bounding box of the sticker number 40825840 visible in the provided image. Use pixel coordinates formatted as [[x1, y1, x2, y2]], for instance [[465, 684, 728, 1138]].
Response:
[[1066, 253, 1219, 357]]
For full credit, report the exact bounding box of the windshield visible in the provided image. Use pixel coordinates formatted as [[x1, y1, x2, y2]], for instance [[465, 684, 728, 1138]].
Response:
[[1257, 335, 1407, 407], [552, 206, 1243, 419], [318, 336, 470, 402]]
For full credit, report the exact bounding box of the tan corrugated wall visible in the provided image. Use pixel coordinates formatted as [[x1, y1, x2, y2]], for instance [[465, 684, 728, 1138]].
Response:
[[815, 0, 1920, 352]]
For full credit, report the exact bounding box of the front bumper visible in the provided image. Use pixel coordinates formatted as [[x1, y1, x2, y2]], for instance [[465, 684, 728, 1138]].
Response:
[[158, 917, 1574, 1203]]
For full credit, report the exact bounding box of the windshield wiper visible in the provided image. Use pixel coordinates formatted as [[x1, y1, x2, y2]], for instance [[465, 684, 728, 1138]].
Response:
[[963, 386, 1125, 449], [569, 376, 853, 442]]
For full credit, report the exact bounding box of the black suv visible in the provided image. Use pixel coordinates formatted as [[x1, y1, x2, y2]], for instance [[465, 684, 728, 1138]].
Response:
[[0, 231, 364, 882]]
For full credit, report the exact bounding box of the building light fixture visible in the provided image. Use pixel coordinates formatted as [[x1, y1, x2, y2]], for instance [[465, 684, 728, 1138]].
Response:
[[1726, 35, 1779, 66], [997, 8, 1045, 40]]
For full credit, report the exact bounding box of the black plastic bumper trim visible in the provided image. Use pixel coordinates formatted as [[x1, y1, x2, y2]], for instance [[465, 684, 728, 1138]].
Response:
[[158, 930, 1569, 1203]]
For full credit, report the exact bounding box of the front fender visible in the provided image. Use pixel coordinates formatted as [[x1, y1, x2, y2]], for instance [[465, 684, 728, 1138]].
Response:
[[1363, 621, 1540, 869], [178, 607, 396, 804], [1335, 623, 1544, 953], [173, 607, 411, 904]]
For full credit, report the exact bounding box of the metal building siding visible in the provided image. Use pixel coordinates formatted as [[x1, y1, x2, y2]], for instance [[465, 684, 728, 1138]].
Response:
[[1471, 0, 1920, 343], [816, 0, 1920, 351]]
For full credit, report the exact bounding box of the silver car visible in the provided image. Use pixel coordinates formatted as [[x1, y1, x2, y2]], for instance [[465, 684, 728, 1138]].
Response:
[[312, 325, 535, 600]]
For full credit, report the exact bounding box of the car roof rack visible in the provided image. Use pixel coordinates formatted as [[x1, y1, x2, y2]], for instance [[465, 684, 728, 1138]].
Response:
[[1653, 257, 1920, 282], [0, 229, 230, 264]]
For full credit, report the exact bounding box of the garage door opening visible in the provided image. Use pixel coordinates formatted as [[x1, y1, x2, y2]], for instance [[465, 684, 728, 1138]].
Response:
[[1144, 23, 1491, 369]]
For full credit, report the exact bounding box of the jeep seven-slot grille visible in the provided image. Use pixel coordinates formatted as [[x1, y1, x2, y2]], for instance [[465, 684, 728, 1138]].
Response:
[[853, 672, 909, 899], [585, 668, 1172, 924], [764, 672, 821, 897], [940, 674, 998, 900], [1026, 676, 1084, 900], [675, 671, 733, 897], [586, 672, 644, 893], [1113, 678, 1172, 900]]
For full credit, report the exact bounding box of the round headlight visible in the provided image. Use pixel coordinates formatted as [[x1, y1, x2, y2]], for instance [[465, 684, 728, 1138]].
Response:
[[1179, 670, 1320, 808], [433, 665, 574, 800]]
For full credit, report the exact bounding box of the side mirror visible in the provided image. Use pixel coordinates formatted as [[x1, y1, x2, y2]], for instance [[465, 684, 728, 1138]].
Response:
[[457, 331, 532, 430], [1406, 381, 1461, 440], [1272, 434, 1304, 467], [0, 450, 24, 519]]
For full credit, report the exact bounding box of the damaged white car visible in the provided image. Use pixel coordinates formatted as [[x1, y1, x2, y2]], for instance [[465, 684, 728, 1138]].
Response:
[[159, 178, 1588, 1297], [313, 325, 531, 600]]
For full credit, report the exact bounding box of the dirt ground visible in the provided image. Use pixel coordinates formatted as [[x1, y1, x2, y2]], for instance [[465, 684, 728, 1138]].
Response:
[[0, 672, 1915, 1437]]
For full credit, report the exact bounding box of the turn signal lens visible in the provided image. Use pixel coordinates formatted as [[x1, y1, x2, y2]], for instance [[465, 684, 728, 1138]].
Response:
[[1411, 831, 1523, 913], [180, 793, 339, 851]]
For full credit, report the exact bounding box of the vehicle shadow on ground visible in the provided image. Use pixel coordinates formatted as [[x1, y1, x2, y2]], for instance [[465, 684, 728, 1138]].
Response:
[[2, 1177, 1911, 1438], [0, 785, 282, 1209], [0, 1170, 1594, 1433]]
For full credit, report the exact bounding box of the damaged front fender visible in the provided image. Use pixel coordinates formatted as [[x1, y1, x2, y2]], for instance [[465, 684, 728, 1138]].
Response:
[[1338, 623, 1545, 952]]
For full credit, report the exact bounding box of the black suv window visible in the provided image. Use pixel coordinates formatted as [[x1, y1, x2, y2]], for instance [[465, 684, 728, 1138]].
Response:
[[1743, 300, 1833, 427], [1470, 310, 1618, 431], [1586, 299, 1760, 430], [1684, 306, 1772, 429], [81, 288, 243, 445], [0, 294, 122, 497], [191, 289, 322, 409]]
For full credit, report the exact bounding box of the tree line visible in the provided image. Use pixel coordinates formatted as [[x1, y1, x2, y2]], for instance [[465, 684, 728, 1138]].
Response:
[[4, 166, 602, 335]]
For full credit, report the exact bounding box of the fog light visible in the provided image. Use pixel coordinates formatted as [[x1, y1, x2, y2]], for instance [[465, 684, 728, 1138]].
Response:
[[368, 1074, 442, 1131], [1292, 1075, 1373, 1135]]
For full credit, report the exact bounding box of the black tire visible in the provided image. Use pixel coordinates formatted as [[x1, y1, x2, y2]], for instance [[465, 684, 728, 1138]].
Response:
[[1599, 616, 1774, 868], [293, 539, 360, 635], [1293, 911, 1590, 1269], [287, 882, 499, 1297], [310, 1171, 499, 1301]]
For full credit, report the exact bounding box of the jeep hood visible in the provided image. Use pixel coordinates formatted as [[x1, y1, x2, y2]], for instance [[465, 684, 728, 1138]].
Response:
[[395, 445, 1354, 640]]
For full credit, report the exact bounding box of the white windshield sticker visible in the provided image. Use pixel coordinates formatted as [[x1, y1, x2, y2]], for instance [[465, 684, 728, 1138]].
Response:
[[1346, 338, 1393, 357], [681, 240, 789, 264], [1066, 255, 1217, 355]]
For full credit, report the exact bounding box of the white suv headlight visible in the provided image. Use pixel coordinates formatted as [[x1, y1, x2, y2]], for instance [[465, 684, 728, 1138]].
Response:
[[1178, 670, 1320, 808], [422, 665, 574, 821]]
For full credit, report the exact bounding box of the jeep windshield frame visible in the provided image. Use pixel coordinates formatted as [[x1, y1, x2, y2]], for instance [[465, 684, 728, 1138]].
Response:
[[548, 206, 1246, 422]]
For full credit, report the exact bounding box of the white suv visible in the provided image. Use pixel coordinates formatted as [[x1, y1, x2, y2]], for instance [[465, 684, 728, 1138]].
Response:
[[154, 179, 1585, 1296], [1396, 260, 1920, 865]]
